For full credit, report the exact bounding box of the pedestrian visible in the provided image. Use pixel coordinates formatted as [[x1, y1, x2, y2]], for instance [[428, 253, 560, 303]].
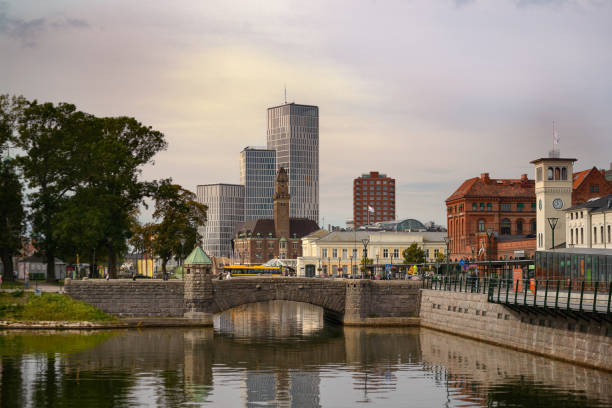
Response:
[[226, 271, 232, 280], [106, 272, 110, 280]]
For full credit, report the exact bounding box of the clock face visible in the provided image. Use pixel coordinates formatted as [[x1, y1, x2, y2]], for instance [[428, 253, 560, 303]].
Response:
[[538, 199, 542, 210], [552, 198, 563, 210]]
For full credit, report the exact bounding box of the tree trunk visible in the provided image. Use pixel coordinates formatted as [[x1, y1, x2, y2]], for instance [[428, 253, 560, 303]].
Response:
[[46, 252, 56, 282], [162, 258, 167, 275], [1, 250, 15, 281], [108, 246, 117, 279]]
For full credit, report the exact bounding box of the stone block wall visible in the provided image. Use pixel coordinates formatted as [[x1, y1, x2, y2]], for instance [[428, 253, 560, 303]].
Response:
[[420, 289, 612, 371], [367, 281, 421, 318], [65, 279, 185, 317]]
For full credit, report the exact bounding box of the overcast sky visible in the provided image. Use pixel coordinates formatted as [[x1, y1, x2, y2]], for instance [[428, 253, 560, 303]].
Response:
[[1, 0, 611, 227]]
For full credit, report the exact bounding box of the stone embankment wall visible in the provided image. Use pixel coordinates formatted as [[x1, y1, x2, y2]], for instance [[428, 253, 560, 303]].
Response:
[[420, 289, 612, 371], [65, 279, 185, 317]]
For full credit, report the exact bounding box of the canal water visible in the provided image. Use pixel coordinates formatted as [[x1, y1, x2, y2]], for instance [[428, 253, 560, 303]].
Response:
[[1, 301, 611, 407]]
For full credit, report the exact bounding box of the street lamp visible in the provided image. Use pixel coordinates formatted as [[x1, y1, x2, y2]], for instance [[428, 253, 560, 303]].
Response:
[[361, 238, 370, 279], [179, 236, 186, 280], [350, 255, 353, 279], [486, 228, 494, 278], [547, 217, 559, 250], [443, 236, 450, 278]]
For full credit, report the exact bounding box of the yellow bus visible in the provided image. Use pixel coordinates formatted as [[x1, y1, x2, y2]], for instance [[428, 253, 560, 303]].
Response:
[[223, 265, 283, 277]]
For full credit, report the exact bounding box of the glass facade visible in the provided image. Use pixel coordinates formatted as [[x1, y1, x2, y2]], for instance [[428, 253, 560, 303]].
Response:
[[535, 250, 612, 283], [267, 103, 319, 223], [196, 184, 245, 258], [240, 147, 276, 221]]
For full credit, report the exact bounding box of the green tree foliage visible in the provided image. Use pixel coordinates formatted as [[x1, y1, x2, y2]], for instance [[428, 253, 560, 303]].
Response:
[[149, 182, 207, 275], [435, 251, 446, 264], [0, 158, 25, 281], [402, 243, 425, 264], [360, 257, 373, 272]]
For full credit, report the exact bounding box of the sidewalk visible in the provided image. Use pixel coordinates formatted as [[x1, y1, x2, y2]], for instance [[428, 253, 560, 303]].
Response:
[[0, 281, 64, 293]]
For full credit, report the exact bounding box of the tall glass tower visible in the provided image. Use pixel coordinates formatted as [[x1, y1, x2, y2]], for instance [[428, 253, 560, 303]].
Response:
[[267, 103, 319, 223], [240, 147, 276, 221], [196, 183, 244, 258]]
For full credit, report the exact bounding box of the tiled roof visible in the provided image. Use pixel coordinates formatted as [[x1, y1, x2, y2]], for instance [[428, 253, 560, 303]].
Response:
[[572, 169, 591, 190], [566, 194, 612, 212], [235, 218, 319, 239], [446, 176, 534, 202], [183, 247, 212, 265]]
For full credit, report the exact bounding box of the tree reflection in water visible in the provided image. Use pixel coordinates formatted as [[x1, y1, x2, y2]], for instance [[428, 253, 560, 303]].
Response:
[[0, 301, 610, 407]]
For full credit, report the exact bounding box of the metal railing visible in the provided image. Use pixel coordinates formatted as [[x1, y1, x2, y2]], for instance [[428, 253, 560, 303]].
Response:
[[423, 277, 612, 314]]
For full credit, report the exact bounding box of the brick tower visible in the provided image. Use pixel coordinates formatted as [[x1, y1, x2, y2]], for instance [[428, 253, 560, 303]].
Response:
[[274, 167, 290, 239]]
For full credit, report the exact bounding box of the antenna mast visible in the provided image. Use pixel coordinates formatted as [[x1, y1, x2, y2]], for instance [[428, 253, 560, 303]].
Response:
[[284, 84, 287, 104]]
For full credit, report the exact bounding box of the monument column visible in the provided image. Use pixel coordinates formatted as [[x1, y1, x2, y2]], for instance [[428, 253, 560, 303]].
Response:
[[183, 246, 214, 325]]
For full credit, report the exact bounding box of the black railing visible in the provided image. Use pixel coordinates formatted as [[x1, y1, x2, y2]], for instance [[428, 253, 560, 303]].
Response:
[[423, 277, 612, 314]]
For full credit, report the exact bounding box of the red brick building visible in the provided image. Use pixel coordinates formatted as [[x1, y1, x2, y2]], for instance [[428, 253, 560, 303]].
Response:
[[446, 173, 537, 262], [572, 166, 612, 206], [353, 171, 395, 227]]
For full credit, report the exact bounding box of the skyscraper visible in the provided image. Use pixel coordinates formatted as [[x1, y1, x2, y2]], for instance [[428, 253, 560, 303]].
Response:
[[267, 103, 319, 223], [353, 171, 396, 227], [196, 183, 244, 258], [240, 147, 276, 221]]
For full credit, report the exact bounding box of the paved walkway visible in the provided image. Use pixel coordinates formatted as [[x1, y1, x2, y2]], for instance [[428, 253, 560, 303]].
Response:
[[1, 281, 64, 293]]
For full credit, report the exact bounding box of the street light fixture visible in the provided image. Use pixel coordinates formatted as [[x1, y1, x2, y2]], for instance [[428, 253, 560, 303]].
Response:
[[361, 238, 370, 279], [179, 236, 186, 280], [547, 217, 559, 250]]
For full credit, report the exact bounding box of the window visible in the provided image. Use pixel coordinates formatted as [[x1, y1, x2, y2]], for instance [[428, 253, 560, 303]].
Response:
[[531, 203, 536, 210], [434, 249, 439, 257], [280, 241, 286, 249], [480, 203, 485, 211], [352, 248, 358, 258], [561, 167, 567, 180], [531, 220, 536, 233], [517, 203, 524, 212], [601, 226, 604, 245], [393, 248, 399, 258], [555, 167, 560, 180], [594, 227, 597, 244], [321, 248, 328, 258], [571, 212, 573, 220], [478, 220, 485, 232], [383, 248, 389, 258], [590, 184, 600, 193], [516, 220, 523, 234], [487, 203, 492, 211], [581, 228, 584, 244], [570, 228, 574, 245], [501, 218, 511, 235], [547, 167, 554, 180], [608, 225, 611, 243], [537, 167, 542, 181], [500, 203, 510, 211], [293, 242, 298, 249], [472, 203, 477, 211], [342, 248, 348, 259], [332, 248, 338, 258]]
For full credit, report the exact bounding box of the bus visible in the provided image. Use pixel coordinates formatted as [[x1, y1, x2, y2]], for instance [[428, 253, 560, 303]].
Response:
[[223, 265, 283, 277]]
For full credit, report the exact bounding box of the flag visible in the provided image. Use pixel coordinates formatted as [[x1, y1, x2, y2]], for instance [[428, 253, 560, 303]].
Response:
[[368, 206, 375, 213]]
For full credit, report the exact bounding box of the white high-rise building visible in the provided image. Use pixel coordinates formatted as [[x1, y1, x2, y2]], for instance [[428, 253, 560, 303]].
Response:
[[267, 103, 319, 223], [240, 147, 276, 221], [196, 184, 244, 258]]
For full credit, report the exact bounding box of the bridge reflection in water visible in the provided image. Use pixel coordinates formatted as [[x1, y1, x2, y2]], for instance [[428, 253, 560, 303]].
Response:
[[1, 301, 611, 407]]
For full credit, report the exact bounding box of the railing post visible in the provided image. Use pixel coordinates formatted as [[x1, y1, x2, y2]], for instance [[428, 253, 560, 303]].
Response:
[[454, 276, 457, 292], [607, 281, 612, 314], [567, 280, 572, 311], [555, 280, 560, 309], [544, 280, 549, 308], [524, 277, 528, 306], [460, 277, 463, 292], [579, 280, 585, 312], [505, 278, 510, 304], [533, 280, 538, 307], [593, 283, 598, 313], [497, 277, 502, 303], [514, 279, 519, 304]]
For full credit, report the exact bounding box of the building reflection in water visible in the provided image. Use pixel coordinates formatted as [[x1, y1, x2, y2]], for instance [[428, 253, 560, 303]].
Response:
[[1, 302, 611, 407]]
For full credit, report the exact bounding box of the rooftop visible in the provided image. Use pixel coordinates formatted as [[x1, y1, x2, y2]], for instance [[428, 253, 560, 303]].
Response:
[[447, 173, 534, 202]]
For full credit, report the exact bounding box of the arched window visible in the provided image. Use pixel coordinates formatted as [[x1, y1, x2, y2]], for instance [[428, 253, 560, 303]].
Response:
[[516, 220, 523, 234], [555, 167, 560, 180], [501, 218, 511, 235], [570, 228, 574, 245], [478, 219, 485, 232], [530, 219, 536, 233], [547, 167, 554, 180], [561, 167, 567, 180], [580, 228, 584, 244]]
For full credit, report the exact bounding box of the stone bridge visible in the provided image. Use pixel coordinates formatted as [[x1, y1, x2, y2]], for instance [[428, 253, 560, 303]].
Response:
[[65, 278, 422, 325]]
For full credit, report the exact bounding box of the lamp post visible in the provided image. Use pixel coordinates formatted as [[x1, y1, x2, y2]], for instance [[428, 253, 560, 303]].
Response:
[[443, 236, 450, 278], [361, 238, 370, 279], [350, 255, 353, 279], [486, 228, 494, 278], [547, 217, 559, 250], [179, 237, 186, 280], [327, 257, 330, 278]]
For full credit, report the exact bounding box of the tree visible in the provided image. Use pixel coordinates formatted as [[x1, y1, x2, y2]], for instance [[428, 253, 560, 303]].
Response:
[[150, 182, 207, 275], [0, 158, 25, 281], [129, 222, 157, 277], [435, 251, 446, 264], [402, 243, 425, 264], [360, 257, 373, 273]]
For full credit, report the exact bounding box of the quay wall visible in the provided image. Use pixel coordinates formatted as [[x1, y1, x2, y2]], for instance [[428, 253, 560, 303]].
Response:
[[420, 289, 612, 371]]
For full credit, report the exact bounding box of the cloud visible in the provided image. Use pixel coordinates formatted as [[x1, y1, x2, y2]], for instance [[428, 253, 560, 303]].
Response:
[[0, 1, 88, 46]]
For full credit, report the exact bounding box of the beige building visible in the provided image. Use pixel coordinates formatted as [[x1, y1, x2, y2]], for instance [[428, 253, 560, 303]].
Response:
[[297, 230, 447, 277], [565, 194, 612, 249]]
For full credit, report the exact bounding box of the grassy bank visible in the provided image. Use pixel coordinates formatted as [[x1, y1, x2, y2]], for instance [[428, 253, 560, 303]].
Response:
[[0, 280, 25, 290], [0, 291, 116, 322]]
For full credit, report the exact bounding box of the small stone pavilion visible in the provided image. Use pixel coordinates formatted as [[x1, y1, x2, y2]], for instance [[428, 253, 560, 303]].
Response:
[[183, 246, 213, 324]]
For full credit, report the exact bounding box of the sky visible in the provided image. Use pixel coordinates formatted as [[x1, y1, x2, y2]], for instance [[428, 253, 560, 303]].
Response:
[[1, 0, 611, 227]]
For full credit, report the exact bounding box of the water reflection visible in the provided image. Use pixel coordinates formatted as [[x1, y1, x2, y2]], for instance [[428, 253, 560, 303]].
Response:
[[0, 301, 610, 407]]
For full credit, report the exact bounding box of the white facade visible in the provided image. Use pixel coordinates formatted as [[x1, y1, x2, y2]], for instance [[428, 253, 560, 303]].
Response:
[[565, 196, 612, 249], [267, 103, 319, 223], [240, 147, 276, 221], [197, 184, 244, 258], [532, 157, 576, 250], [297, 230, 447, 277]]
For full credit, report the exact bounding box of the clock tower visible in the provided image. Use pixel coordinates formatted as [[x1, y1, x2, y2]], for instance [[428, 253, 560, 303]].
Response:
[[530, 155, 576, 250]]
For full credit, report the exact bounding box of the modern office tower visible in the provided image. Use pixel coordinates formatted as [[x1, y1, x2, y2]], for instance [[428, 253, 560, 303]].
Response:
[[267, 103, 319, 223], [196, 184, 244, 258], [240, 147, 276, 221], [353, 171, 396, 227]]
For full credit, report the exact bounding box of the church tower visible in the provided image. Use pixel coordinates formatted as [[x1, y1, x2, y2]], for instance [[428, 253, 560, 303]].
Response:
[[531, 155, 576, 250], [274, 167, 291, 239]]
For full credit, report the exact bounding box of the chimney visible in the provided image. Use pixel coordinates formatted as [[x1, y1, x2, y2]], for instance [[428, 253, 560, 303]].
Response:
[[521, 174, 528, 182], [480, 173, 490, 183]]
